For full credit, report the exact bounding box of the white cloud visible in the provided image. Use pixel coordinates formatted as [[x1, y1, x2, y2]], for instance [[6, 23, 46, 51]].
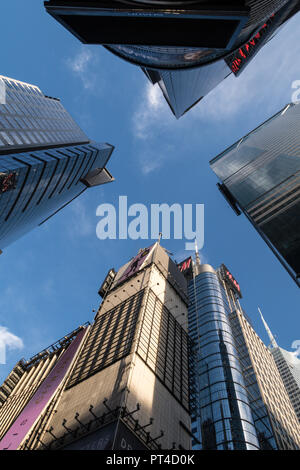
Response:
[[132, 83, 181, 174], [67, 198, 94, 238], [141, 159, 162, 175], [66, 47, 100, 91], [0, 327, 23, 350], [132, 82, 174, 140], [0, 327, 23, 364]]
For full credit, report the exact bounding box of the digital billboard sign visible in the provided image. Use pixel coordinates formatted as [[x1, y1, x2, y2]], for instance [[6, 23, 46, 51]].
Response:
[[177, 256, 193, 280], [45, 2, 249, 49], [225, 13, 276, 76], [220, 264, 242, 298], [0, 172, 16, 193]]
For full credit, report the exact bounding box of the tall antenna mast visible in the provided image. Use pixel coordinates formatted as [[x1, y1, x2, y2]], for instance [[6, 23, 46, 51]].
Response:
[[258, 307, 278, 349], [194, 239, 201, 266]]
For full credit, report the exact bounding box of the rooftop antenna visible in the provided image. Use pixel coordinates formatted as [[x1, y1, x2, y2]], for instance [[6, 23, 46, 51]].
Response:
[[258, 307, 278, 349], [195, 239, 201, 268]]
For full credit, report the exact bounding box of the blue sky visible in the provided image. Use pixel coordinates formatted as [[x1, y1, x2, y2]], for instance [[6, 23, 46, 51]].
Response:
[[0, 1, 300, 381]]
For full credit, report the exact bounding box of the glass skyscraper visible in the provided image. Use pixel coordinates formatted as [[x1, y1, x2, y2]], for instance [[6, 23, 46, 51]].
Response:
[[44, 1, 300, 117], [0, 75, 114, 251], [178, 254, 300, 450], [185, 261, 260, 450], [210, 101, 300, 287]]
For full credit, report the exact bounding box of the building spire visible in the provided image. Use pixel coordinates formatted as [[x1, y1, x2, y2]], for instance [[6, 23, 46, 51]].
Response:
[[194, 239, 201, 268], [258, 307, 278, 349]]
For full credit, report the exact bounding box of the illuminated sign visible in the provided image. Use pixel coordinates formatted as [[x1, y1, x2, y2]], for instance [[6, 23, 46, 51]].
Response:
[[226, 13, 276, 76], [0, 172, 16, 193], [220, 264, 242, 298], [177, 256, 193, 280], [178, 257, 192, 273], [0, 329, 86, 450]]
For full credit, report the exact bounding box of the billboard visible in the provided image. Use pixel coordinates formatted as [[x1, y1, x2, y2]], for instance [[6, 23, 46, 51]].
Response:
[[115, 244, 155, 287], [45, 2, 249, 49], [220, 264, 242, 298], [63, 420, 147, 450], [0, 329, 86, 450], [0, 172, 16, 194], [177, 256, 193, 281], [225, 12, 277, 76]]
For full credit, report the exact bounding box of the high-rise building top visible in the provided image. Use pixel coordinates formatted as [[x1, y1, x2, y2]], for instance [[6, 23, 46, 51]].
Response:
[[0, 243, 193, 450], [0, 75, 114, 250], [210, 102, 300, 287], [44, 1, 300, 117], [185, 260, 260, 450], [179, 252, 300, 450], [0, 75, 88, 153]]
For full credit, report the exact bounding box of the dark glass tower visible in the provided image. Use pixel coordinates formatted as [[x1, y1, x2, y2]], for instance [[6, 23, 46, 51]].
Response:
[[44, 1, 300, 117], [210, 102, 300, 287], [0, 75, 114, 251]]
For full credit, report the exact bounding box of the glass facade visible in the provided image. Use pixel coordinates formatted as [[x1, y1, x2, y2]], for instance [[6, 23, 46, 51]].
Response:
[[45, 1, 300, 118], [187, 266, 260, 450], [185, 262, 300, 450], [271, 347, 300, 423], [0, 76, 114, 249], [107, 1, 298, 118], [0, 75, 87, 151], [143, 61, 231, 118], [210, 102, 300, 286], [229, 311, 277, 449]]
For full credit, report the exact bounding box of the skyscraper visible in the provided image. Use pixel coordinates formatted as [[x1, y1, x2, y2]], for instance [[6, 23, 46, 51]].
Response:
[[0, 75, 114, 251], [44, 1, 300, 117], [0, 325, 89, 450], [0, 243, 193, 450], [210, 101, 300, 287], [259, 309, 300, 423], [178, 253, 300, 450]]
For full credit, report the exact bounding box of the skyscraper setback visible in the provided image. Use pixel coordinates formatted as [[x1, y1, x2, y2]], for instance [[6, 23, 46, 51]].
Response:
[[44, 1, 300, 117], [0, 243, 193, 450], [210, 101, 300, 287], [0, 75, 114, 251]]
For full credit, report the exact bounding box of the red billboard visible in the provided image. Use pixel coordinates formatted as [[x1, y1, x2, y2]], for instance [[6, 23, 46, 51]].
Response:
[[225, 13, 276, 76]]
